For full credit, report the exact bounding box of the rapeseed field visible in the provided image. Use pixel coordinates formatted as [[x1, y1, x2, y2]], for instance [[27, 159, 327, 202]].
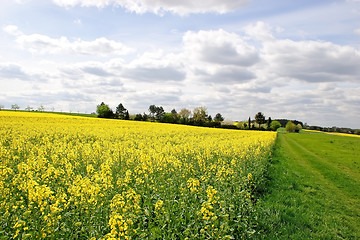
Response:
[[0, 111, 276, 239]]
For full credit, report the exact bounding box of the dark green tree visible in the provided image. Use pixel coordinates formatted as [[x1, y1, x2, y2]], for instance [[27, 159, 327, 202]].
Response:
[[214, 113, 224, 122], [155, 106, 165, 121], [134, 113, 143, 121], [255, 112, 266, 128], [171, 109, 179, 123], [161, 113, 175, 123], [248, 117, 251, 129], [142, 113, 148, 121], [149, 105, 156, 120], [148, 105, 165, 121], [116, 103, 127, 119], [270, 120, 281, 131], [267, 117, 272, 129], [96, 102, 114, 118]]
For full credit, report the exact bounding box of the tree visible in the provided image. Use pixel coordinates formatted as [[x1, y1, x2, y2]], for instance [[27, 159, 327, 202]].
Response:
[[214, 113, 224, 122], [270, 120, 281, 131], [116, 103, 127, 119], [171, 109, 179, 123], [125, 110, 130, 120], [134, 113, 143, 121], [171, 109, 177, 115], [38, 105, 45, 112], [255, 112, 266, 128], [267, 117, 272, 129], [179, 108, 191, 123], [142, 113, 149, 121], [155, 106, 165, 121], [96, 102, 114, 118], [148, 105, 165, 121], [149, 105, 157, 120], [161, 113, 175, 123], [285, 121, 297, 132], [25, 105, 33, 111], [11, 104, 20, 111], [248, 117, 251, 129], [193, 106, 208, 124]]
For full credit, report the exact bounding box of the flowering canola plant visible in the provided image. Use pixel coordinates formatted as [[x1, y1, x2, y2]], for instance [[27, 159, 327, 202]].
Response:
[[0, 111, 276, 239]]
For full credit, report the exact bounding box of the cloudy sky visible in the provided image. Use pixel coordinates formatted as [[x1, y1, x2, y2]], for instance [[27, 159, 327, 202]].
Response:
[[1, 0, 360, 128]]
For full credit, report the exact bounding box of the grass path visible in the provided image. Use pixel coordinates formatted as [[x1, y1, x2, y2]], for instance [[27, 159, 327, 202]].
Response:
[[255, 132, 360, 239]]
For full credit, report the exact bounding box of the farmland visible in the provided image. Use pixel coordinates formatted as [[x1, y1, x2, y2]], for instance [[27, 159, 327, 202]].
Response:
[[0, 111, 276, 239], [255, 130, 360, 239]]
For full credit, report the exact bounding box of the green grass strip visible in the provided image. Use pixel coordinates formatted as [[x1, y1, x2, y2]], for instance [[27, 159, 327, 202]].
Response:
[[254, 131, 360, 239]]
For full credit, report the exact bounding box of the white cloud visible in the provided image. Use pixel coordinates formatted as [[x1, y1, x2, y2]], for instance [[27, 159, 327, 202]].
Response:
[[2, 20, 360, 128], [0, 63, 30, 80], [0, 63, 49, 82], [183, 29, 259, 66], [4, 25, 134, 56], [243, 21, 275, 41], [262, 38, 360, 83], [52, 0, 251, 15], [123, 66, 185, 82], [180, 29, 259, 84], [123, 50, 186, 82], [3, 25, 22, 36], [59, 61, 120, 81], [197, 66, 255, 84]]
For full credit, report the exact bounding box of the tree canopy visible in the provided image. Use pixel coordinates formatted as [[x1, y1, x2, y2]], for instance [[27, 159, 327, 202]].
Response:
[[255, 112, 266, 128], [193, 106, 208, 124], [270, 120, 281, 131], [116, 103, 129, 120], [96, 102, 114, 118], [214, 113, 224, 122], [11, 104, 20, 111], [285, 121, 297, 132]]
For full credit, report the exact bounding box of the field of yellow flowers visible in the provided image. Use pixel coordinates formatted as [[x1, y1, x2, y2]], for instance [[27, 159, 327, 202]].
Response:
[[0, 111, 276, 239]]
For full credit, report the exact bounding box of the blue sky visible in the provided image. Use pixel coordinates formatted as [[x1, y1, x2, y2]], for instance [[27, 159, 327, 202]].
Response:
[[1, 0, 360, 128]]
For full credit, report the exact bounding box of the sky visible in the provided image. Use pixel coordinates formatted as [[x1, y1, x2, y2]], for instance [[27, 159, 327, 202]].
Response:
[[0, 0, 359, 128]]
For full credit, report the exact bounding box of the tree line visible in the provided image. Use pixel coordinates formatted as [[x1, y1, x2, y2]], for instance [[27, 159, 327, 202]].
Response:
[[303, 125, 360, 135], [96, 102, 283, 131], [91, 102, 359, 135], [97, 102, 225, 127], [0, 104, 52, 112]]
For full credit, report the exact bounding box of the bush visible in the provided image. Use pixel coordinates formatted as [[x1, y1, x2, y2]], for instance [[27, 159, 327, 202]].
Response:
[[270, 121, 281, 131], [285, 121, 297, 132]]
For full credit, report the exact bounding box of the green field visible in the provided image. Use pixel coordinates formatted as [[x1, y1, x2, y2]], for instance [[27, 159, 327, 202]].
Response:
[[255, 130, 360, 239]]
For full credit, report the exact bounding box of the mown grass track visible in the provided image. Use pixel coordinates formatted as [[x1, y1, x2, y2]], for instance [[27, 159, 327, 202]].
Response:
[[255, 131, 360, 239]]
